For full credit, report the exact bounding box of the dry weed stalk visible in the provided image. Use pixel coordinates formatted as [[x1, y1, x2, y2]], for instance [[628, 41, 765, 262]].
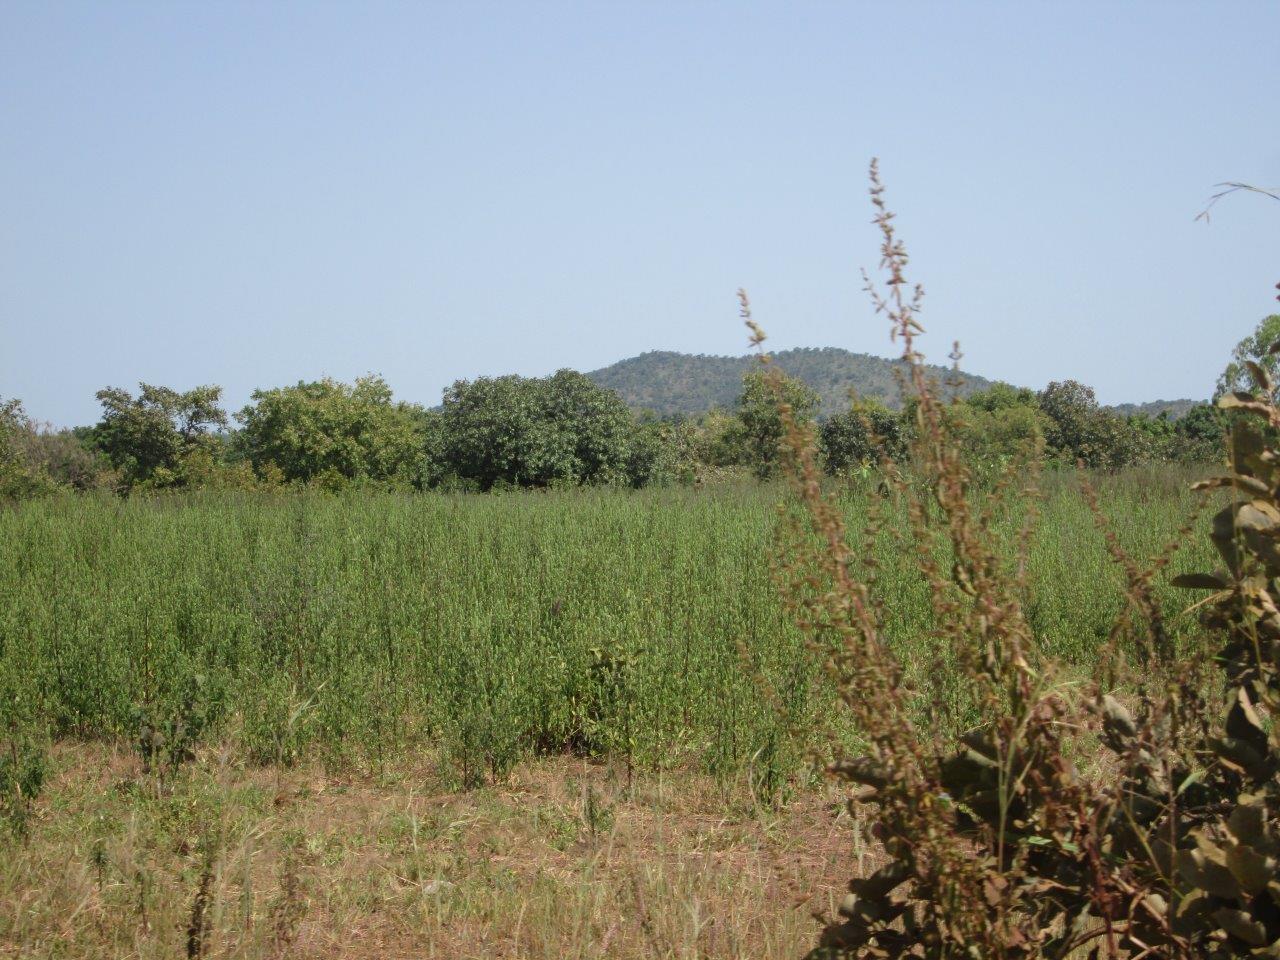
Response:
[[744, 160, 1280, 958], [186, 852, 215, 960]]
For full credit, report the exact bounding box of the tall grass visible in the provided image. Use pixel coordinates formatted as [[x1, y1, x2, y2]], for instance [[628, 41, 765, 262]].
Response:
[[0, 474, 1211, 787]]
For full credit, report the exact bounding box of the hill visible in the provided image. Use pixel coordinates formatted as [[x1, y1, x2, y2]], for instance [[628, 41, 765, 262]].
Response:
[[586, 347, 995, 418], [1107, 398, 1203, 420]]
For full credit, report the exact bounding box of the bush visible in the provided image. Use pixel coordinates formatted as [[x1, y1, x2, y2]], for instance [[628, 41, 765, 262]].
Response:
[[23, 429, 114, 491], [1171, 403, 1227, 463], [723, 368, 820, 479], [0, 735, 46, 836], [626, 416, 699, 486]]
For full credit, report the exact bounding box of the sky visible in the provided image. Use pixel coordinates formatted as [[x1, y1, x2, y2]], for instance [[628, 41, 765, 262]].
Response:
[[1, 2, 1277, 428]]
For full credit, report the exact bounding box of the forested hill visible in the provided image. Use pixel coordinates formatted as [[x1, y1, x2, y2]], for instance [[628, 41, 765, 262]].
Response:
[[586, 347, 995, 418], [1107, 398, 1202, 420]]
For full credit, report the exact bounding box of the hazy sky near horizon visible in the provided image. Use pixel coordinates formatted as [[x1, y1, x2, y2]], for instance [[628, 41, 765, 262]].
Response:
[[2, 2, 1277, 427]]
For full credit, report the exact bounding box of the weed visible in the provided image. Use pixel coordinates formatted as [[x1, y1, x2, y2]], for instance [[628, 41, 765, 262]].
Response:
[[0, 733, 45, 836], [0, 479, 1210, 792], [742, 160, 1280, 958], [134, 672, 218, 788]]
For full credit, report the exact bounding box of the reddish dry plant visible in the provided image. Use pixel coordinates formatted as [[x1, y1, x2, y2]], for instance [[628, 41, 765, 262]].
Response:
[[746, 160, 1280, 958]]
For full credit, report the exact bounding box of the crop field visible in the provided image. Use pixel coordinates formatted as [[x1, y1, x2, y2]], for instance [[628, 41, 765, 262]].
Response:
[[2, 468, 1211, 780], [0, 467, 1216, 957]]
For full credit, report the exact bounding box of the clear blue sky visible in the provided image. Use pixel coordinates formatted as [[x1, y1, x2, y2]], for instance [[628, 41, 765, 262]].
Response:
[[2, 1, 1277, 427]]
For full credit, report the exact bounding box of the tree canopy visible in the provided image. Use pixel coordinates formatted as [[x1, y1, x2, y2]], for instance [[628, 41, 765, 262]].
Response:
[[92, 383, 227, 487], [722, 369, 821, 479], [1217, 314, 1280, 400], [236, 376, 424, 487], [436, 369, 637, 490], [820, 398, 907, 473], [0, 350, 1244, 502], [0, 398, 51, 499]]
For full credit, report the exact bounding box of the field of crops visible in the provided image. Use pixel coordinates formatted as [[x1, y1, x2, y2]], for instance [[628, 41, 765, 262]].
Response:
[[0, 467, 1213, 790]]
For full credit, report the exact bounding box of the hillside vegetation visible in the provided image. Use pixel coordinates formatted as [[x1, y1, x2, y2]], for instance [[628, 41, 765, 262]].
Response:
[[586, 346, 995, 418]]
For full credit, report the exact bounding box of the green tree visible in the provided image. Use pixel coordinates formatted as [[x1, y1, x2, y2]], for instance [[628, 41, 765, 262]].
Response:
[[92, 383, 227, 487], [963, 382, 1040, 413], [438, 370, 635, 490], [1121, 413, 1176, 462], [1171, 403, 1227, 462], [236, 376, 423, 487], [0, 398, 55, 499], [24, 429, 113, 491], [724, 369, 820, 479], [626, 415, 699, 487], [942, 384, 1048, 468], [1216, 314, 1280, 399], [954, 405, 1047, 468], [819, 398, 907, 473], [688, 409, 741, 471], [1036, 380, 1122, 468]]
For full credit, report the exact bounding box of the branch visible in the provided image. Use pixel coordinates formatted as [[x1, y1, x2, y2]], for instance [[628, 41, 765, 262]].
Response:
[[1195, 181, 1280, 223]]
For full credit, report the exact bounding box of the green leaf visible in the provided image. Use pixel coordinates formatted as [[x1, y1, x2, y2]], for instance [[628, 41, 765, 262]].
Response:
[[1176, 768, 1206, 797], [1215, 907, 1268, 946], [1178, 846, 1242, 900], [1227, 844, 1275, 895]]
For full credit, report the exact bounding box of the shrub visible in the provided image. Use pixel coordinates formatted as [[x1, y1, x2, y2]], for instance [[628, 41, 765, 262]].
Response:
[[724, 368, 820, 479], [1171, 403, 1227, 463], [0, 398, 56, 500], [0, 734, 46, 836], [24, 429, 114, 491], [626, 415, 700, 486], [132, 673, 220, 787]]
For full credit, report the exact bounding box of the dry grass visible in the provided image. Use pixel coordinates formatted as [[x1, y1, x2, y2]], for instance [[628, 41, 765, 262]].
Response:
[[0, 742, 859, 959]]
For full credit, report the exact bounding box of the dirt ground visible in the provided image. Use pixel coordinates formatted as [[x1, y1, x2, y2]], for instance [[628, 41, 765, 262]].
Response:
[[1, 742, 862, 959]]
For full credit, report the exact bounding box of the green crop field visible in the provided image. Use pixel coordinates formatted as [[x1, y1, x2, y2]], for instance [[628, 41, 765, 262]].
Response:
[[0, 467, 1213, 789]]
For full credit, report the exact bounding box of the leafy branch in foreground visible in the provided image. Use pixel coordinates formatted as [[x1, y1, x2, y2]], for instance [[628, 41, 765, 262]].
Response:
[[746, 159, 1280, 958]]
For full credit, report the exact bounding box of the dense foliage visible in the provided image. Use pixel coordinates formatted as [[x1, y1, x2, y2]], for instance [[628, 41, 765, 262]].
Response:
[[92, 383, 227, 488], [434, 369, 641, 490], [7, 314, 1271, 500], [236, 375, 424, 488], [0, 471, 1210, 795], [0, 398, 52, 499], [820, 398, 909, 473], [722, 369, 821, 479]]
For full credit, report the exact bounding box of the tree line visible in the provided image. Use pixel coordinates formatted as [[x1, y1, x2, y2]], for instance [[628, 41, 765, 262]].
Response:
[[3, 314, 1275, 498]]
